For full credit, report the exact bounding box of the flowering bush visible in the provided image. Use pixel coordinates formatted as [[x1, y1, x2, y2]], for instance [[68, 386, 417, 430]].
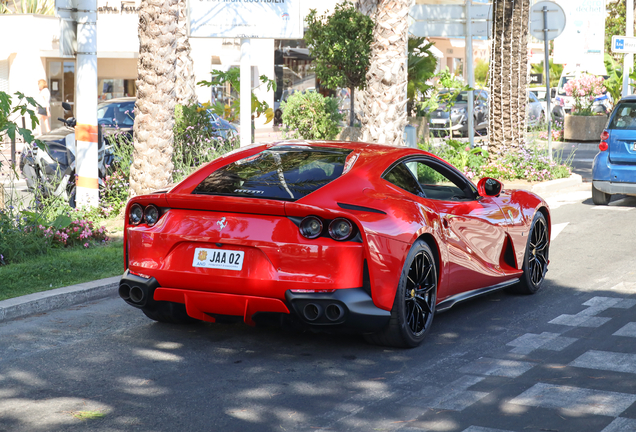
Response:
[[419, 139, 572, 183], [564, 74, 606, 116], [538, 120, 564, 141], [482, 146, 572, 181], [28, 219, 109, 249]]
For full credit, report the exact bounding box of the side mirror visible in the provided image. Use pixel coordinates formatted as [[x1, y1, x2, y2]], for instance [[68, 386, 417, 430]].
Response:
[[477, 177, 502, 197], [550, 88, 556, 99], [62, 102, 72, 112]]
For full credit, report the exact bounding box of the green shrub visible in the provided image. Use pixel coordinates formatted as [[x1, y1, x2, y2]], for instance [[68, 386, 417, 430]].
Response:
[[281, 91, 344, 140], [419, 139, 488, 180]]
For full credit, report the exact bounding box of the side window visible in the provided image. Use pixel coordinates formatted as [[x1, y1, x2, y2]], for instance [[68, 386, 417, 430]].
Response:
[[382, 163, 424, 197], [405, 160, 476, 201]]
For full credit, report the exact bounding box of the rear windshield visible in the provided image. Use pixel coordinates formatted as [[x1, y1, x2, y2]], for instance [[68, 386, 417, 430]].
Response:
[[192, 146, 352, 201], [609, 102, 636, 130]]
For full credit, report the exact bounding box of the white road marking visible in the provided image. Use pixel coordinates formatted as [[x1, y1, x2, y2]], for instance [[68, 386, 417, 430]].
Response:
[[601, 418, 636, 432], [546, 190, 591, 209], [509, 383, 636, 417], [549, 296, 636, 328], [551, 222, 569, 241], [507, 332, 577, 355], [569, 350, 636, 375], [614, 322, 636, 338], [424, 375, 489, 411], [459, 357, 535, 378]]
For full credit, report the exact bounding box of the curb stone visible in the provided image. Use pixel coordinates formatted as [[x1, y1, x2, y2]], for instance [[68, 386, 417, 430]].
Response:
[[0, 276, 120, 323], [0, 174, 583, 323]]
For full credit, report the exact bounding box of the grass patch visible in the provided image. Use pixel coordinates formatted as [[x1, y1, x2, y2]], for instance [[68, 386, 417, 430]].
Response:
[[0, 240, 124, 301]]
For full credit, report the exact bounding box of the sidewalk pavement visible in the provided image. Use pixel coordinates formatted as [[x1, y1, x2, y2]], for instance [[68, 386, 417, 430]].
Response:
[[0, 173, 585, 324]]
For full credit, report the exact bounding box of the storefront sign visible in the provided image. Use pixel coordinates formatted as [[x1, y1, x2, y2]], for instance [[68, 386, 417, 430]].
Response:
[[188, 0, 302, 39]]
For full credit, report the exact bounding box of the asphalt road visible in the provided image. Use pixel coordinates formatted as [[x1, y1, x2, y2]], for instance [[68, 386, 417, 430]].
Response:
[[1, 188, 635, 432]]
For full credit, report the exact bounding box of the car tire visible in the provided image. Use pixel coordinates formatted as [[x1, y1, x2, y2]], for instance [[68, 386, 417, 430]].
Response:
[[364, 239, 437, 348], [510, 212, 549, 295], [592, 184, 611, 205], [142, 302, 199, 324]]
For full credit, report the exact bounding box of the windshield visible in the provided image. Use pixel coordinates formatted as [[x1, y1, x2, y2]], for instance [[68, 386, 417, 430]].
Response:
[[192, 146, 352, 201]]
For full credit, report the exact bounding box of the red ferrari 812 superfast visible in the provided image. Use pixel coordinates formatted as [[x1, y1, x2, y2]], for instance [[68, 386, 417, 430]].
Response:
[[119, 141, 550, 348]]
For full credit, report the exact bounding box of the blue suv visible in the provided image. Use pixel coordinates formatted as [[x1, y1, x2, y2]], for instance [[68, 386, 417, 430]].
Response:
[[592, 95, 636, 205]]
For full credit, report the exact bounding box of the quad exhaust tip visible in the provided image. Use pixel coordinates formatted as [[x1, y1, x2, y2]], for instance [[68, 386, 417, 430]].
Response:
[[301, 302, 345, 322], [303, 303, 322, 321], [119, 283, 145, 304], [119, 284, 131, 301], [325, 303, 344, 322]]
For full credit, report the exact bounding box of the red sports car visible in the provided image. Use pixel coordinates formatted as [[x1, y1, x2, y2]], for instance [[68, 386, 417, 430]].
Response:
[[119, 141, 550, 348]]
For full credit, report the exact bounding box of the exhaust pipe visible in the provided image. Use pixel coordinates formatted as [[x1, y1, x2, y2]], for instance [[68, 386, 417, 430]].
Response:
[[325, 303, 344, 322], [129, 286, 145, 304], [119, 284, 131, 301], [303, 303, 322, 321]]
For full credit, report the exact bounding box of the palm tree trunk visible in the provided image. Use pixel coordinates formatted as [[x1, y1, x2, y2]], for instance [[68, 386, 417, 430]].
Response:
[[488, 0, 530, 160], [360, 0, 413, 146], [130, 0, 178, 197], [353, 0, 376, 133], [175, 0, 197, 106]]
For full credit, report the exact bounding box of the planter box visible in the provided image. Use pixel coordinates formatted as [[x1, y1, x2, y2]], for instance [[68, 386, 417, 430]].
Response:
[[564, 114, 608, 142]]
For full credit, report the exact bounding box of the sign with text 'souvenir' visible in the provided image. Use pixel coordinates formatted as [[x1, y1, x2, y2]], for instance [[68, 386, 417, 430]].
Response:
[[187, 0, 302, 39]]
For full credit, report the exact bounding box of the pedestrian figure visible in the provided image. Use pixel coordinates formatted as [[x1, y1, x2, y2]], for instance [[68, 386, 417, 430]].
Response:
[[37, 79, 51, 135]]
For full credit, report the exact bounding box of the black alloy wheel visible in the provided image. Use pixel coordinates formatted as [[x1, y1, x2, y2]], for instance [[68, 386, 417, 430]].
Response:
[[512, 212, 549, 294], [365, 239, 437, 348], [404, 248, 436, 336]]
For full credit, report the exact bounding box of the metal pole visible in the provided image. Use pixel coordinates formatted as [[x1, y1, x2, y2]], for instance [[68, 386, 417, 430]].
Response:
[[466, 0, 474, 148], [543, 6, 552, 162], [623, 0, 634, 97], [74, 0, 99, 207], [240, 38, 252, 147]]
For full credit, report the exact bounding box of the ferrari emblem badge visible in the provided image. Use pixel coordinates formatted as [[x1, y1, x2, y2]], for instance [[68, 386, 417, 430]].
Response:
[[217, 217, 228, 231], [197, 250, 208, 261]]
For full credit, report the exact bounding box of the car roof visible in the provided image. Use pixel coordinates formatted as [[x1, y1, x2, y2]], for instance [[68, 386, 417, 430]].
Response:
[[619, 95, 636, 102]]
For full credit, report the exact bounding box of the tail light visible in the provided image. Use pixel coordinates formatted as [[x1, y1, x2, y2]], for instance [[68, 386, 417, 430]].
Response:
[[599, 141, 609, 151], [144, 205, 160, 226], [129, 204, 144, 225], [300, 216, 323, 239], [329, 218, 354, 241], [600, 130, 609, 140], [128, 203, 164, 227], [297, 216, 356, 241]]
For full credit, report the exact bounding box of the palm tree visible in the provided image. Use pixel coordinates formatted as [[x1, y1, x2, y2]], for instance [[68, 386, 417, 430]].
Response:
[[360, 0, 413, 146], [175, 0, 197, 106], [129, 0, 179, 196], [488, 0, 530, 159]]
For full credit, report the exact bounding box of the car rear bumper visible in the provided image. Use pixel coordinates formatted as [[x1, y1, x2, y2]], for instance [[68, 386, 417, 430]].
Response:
[[592, 180, 636, 195], [593, 151, 636, 195], [119, 270, 390, 331]]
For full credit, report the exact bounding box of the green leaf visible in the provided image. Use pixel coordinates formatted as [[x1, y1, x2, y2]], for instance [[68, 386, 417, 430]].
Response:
[[52, 215, 73, 229]]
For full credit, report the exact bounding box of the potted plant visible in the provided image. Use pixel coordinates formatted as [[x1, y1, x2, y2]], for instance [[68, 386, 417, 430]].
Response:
[[563, 74, 608, 141]]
